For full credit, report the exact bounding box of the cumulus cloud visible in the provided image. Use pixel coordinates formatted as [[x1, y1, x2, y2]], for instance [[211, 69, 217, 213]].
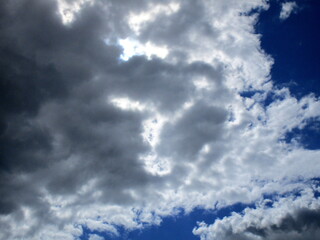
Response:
[[193, 186, 320, 240], [0, 0, 319, 239], [280, 2, 298, 20]]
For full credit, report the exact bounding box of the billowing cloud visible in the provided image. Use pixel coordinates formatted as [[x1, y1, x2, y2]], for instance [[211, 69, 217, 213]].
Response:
[[0, 0, 319, 239], [193, 186, 320, 240]]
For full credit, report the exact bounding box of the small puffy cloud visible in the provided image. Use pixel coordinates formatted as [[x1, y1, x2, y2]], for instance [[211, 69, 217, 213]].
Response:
[[280, 2, 298, 20]]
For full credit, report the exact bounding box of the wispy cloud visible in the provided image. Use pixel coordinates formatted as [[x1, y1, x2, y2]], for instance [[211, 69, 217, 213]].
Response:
[[280, 2, 298, 20]]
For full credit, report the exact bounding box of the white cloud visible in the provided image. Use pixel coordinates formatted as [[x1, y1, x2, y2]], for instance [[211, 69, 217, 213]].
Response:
[[280, 2, 298, 20], [89, 234, 105, 240], [193, 187, 320, 240], [128, 2, 180, 35]]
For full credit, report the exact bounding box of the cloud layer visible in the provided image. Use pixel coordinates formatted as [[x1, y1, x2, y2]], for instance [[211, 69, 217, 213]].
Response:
[[0, 0, 319, 239]]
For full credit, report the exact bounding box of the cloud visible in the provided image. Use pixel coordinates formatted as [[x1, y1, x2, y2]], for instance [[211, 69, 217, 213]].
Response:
[[193, 187, 320, 240], [88, 234, 105, 240], [280, 2, 298, 20], [0, 0, 319, 239], [158, 101, 228, 161]]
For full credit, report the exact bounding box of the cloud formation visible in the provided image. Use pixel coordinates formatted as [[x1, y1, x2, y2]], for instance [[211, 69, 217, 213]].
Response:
[[193, 186, 320, 240], [280, 1, 298, 20], [0, 0, 319, 239]]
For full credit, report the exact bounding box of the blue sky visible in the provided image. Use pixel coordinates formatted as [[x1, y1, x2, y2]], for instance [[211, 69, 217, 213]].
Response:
[[1, 0, 320, 239], [259, 0, 320, 150], [258, 0, 320, 98]]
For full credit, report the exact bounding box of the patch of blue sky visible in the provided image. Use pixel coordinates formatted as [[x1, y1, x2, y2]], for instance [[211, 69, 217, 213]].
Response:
[[256, 0, 320, 98], [240, 89, 287, 109], [284, 117, 320, 149], [253, 0, 320, 150], [311, 178, 320, 197]]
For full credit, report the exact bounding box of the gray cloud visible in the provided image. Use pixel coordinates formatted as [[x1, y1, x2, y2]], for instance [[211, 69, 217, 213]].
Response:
[[158, 101, 228, 160]]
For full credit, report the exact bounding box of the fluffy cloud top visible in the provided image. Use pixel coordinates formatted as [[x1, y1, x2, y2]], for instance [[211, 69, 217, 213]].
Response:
[[0, 0, 319, 239]]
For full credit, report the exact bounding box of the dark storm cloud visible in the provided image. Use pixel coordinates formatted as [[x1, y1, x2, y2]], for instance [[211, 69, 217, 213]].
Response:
[[0, 0, 151, 217], [267, 208, 320, 240], [0, 0, 120, 123], [38, 95, 154, 200], [0, 0, 225, 221]]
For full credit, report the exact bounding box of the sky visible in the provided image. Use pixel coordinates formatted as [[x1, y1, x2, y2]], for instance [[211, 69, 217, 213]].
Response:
[[0, 0, 320, 239]]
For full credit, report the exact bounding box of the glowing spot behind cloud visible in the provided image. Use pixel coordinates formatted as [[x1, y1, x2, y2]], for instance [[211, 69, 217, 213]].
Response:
[[118, 38, 168, 61], [109, 97, 146, 111], [193, 77, 212, 90], [57, 0, 94, 25]]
